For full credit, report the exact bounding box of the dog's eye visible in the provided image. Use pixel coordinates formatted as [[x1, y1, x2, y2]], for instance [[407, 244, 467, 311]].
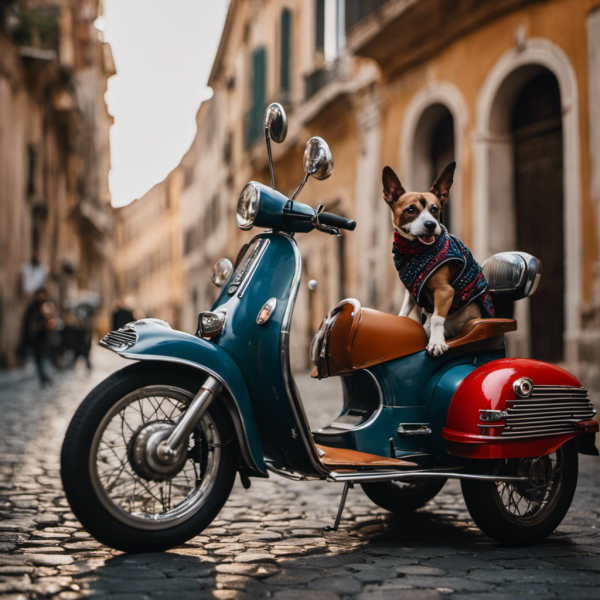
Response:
[[430, 205, 439, 214], [405, 206, 416, 214]]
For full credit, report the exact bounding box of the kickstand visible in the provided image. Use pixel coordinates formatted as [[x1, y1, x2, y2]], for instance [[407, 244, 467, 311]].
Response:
[[325, 482, 353, 531]]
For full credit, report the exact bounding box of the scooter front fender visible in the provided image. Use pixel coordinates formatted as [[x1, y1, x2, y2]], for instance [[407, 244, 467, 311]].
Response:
[[100, 319, 267, 476]]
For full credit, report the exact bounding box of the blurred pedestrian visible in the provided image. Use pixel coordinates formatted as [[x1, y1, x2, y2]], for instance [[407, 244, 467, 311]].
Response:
[[112, 297, 135, 331], [20, 252, 48, 296], [21, 287, 53, 387]]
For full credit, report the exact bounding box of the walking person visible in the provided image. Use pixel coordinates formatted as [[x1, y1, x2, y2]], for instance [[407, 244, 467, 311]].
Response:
[[21, 287, 53, 387]]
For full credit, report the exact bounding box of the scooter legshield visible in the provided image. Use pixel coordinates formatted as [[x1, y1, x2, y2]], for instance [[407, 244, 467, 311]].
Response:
[[441, 358, 598, 459], [100, 320, 267, 475]]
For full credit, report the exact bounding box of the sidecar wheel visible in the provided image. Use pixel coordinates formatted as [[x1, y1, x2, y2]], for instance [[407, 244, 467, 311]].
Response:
[[361, 478, 448, 514], [461, 441, 578, 546], [61, 362, 238, 553]]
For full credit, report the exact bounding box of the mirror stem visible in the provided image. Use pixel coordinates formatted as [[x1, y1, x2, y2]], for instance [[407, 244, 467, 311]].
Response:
[[289, 172, 309, 205], [264, 126, 275, 189]]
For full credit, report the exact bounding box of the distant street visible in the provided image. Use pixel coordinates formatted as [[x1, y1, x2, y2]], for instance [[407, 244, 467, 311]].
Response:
[[1, 350, 600, 600]]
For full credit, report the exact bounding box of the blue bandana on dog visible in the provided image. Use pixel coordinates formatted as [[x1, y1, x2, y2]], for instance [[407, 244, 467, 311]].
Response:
[[392, 226, 495, 318]]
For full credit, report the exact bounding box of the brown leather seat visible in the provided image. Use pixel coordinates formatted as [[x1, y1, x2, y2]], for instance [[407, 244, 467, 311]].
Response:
[[446, 318, 517, 348], [312, 298, 517, 378]]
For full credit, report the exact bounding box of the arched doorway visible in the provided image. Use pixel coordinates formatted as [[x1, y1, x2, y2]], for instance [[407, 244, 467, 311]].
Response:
[[473, 40, 582, 364], [512, 71, 564, 362], [411, 104, 456, 233]]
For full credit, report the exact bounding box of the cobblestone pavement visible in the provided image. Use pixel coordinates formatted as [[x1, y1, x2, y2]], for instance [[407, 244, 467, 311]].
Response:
[[1, 350, 600, 600]]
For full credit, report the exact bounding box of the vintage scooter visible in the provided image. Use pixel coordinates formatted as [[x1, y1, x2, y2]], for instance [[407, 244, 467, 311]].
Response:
[[61, 104, 598, 553]]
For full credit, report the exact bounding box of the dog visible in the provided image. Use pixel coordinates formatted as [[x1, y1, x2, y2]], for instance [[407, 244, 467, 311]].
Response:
[[383, 162, 495, 356]]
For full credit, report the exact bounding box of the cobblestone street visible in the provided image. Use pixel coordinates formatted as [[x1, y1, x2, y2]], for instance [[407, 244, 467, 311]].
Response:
[[1, 349, 600, 600]]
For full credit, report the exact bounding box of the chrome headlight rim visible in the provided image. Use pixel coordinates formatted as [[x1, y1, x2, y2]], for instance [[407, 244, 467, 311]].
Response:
[[236, 182, 260, 231]]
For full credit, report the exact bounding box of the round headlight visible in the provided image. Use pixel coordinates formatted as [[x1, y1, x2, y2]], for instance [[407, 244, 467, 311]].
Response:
[[236, 182, 260, 230], [211, 258, 233, 287]]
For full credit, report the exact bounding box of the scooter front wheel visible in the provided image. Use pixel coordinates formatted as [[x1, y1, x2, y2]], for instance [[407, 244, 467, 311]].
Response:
[[361, 478, 448, 514], [61, 362, 238, 552], [461, 441, 578, 545]]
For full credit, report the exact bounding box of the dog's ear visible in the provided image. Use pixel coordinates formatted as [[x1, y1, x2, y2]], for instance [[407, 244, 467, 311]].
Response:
[[430, 162, 456, 204], [382, 166, 406, 206]]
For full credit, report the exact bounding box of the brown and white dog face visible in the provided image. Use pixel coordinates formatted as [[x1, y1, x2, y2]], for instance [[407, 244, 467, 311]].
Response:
[[383, 162, 456, 245]]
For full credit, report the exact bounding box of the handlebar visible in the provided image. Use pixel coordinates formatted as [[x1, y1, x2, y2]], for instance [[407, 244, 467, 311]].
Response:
[[318, 212, 356, 231]]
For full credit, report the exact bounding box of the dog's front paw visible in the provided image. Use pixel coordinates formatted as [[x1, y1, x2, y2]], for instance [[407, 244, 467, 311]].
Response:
[[427, 341, 449, 357]]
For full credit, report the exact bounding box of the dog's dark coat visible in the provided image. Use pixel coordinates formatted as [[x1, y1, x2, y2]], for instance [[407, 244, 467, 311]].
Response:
[[392, 226, 495, 318]]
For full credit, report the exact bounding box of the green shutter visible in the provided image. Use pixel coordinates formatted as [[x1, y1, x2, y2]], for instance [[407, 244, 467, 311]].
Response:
[[246, 47, 266, 147], [316, 0, 325, 51], [281, 9, 291, 93], [252, 47, 265, 111]]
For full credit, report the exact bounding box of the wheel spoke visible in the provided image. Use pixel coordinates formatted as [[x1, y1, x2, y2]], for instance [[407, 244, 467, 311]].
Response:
[[494, 450, 563, 523], [91, 385, 221, 528]]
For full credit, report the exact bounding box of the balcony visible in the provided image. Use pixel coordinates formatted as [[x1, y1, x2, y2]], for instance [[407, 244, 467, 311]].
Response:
[[345, 0, 389, 31], [346, 0, 540, 76], [305, 59, 344, 101]]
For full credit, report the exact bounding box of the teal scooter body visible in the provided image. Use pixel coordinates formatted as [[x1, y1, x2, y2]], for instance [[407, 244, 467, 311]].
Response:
[[111, 227, 505, 478]]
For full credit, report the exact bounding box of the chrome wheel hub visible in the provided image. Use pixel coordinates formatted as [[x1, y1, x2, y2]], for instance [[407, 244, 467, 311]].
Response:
[[128, 421, 187, 482]]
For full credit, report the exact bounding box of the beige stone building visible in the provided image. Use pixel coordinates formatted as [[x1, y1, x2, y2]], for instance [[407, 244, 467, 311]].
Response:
[[169, 0, 600, 381], [114, 170, 184, 329], [0, 0, 115, 367]]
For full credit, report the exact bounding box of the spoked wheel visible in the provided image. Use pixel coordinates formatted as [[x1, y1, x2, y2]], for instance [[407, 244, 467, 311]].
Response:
[[361, 478, 448, 514], [61, 362, 238, 552], [461, 441, 578, 545]]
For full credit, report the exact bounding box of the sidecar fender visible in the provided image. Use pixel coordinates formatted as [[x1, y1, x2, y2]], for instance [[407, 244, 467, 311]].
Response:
[[101, 320, 267, 476], [441, 358, 598, 459]]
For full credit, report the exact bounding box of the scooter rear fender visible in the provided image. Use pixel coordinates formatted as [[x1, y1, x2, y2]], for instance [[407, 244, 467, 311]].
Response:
[[441, 358, 599, 459], [100, 319, 267, 476]]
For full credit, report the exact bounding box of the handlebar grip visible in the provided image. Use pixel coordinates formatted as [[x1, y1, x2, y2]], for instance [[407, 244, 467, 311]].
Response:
[[318, 212, 356, 231]]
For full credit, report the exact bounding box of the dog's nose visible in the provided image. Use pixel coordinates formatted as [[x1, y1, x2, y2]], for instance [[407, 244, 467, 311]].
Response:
[[424, 221, 437, 232]]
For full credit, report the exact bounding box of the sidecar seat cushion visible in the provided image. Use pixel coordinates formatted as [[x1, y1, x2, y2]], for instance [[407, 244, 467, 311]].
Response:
[[446, 318, 517, 349]]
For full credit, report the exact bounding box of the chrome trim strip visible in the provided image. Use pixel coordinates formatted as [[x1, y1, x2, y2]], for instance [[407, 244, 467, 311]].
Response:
[[110, 351, 265, 475], [237, 239, 270, 298], [327, 470, 528, 483], [265, 463, 322, 481], [276, 232, 330, 477]]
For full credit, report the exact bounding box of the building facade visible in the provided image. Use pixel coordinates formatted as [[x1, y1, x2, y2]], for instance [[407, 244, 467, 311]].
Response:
[[114, 170, 184, 329], [167, 0, 600, 381], [0, 0, 115, 367]]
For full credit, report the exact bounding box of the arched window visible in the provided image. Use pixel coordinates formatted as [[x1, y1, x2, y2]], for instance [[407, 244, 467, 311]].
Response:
[[411, 104, 455, 233]]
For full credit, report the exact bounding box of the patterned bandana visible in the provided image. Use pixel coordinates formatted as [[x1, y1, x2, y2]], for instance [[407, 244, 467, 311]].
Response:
[[392, 227, 495, 318]]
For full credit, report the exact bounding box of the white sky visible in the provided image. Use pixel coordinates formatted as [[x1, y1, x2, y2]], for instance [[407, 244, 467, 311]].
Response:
[[103, 0, 230, 207]]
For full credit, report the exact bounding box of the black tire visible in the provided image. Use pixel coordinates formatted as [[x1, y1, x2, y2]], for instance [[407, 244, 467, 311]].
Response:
[[61, 362, 238, 553], [461, 441, 578, 546], [361, 478, 448, 514]]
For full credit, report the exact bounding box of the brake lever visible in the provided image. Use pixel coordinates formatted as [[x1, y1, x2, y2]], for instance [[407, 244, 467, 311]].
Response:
[[311, 205, 341, 236]]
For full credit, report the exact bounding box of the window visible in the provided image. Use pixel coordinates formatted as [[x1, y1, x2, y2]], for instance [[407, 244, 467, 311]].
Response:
[[316, 0, 344, 62], [280, 9, 292, 96], [27, 145, 36, 197], [316, 0, 325, 52]]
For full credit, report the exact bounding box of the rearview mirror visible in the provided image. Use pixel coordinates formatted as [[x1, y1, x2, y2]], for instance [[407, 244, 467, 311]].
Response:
[[264, 103, 287, 144], [303, 137, 333, 180]]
